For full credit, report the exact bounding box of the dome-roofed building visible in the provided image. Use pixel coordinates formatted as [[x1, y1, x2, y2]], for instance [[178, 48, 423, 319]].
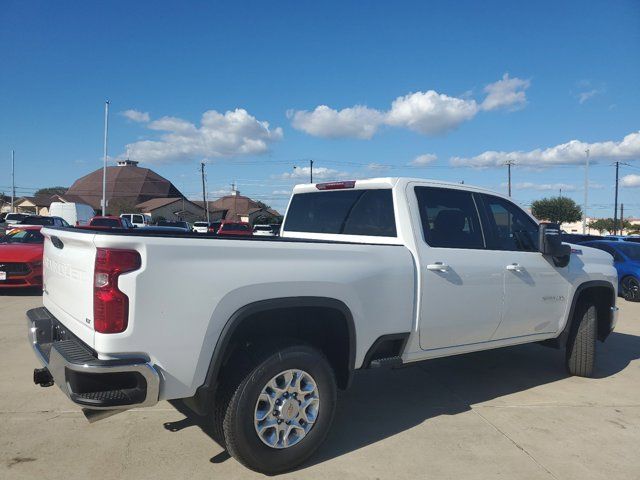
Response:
[[65, 160, 184, 212]]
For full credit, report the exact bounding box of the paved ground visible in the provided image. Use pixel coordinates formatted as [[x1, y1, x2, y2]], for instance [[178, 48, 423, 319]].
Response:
[[1, 290, 639, 480]]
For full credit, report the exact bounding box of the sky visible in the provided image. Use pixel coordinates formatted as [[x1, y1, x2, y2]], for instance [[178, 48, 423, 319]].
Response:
[[1, 0, 639, 217]]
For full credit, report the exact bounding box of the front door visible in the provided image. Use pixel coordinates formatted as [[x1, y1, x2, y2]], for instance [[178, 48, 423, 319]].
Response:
[[411, 185, 505, 350], [478, 194, 571, 339]]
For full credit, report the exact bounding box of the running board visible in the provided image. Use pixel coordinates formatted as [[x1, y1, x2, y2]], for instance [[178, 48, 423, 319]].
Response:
[[369, 356, 403, 369]]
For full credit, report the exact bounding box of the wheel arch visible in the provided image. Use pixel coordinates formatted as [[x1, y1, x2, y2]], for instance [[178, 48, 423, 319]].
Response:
[[557, 280, 617, 346], [184, 297, 356, 415]]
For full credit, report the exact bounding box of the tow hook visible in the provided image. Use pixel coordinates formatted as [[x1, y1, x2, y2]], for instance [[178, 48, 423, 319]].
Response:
[[33, 368, 54, 387]]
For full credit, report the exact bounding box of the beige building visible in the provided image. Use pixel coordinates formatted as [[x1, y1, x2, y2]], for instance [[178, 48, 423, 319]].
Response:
[[136, 197, 206, 222], [562, 217, 640, 235], [194, 190, 281, 225]]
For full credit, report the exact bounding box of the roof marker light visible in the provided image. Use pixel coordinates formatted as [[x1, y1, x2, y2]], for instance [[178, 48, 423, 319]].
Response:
[[316, 181, 356, 190]]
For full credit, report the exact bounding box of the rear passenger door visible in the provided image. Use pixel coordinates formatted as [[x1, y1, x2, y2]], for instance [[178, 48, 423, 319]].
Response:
[[411, 185, 505, 350], [478, 194, 571, 339]]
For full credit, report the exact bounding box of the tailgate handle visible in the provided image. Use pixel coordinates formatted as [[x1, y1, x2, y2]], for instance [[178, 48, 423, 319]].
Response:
[[51, 236, 64, 249]]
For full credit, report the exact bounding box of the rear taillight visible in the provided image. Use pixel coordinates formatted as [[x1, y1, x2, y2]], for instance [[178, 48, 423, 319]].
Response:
[[208, 227, 215, 232], [93, 248, 141, 334]]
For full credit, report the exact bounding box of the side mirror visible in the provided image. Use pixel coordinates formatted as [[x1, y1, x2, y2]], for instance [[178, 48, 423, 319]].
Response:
[[539, 223, 571, 267]]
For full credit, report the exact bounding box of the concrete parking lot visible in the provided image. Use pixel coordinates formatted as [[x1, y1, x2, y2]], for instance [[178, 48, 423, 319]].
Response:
[[1, 291, 639, 480]]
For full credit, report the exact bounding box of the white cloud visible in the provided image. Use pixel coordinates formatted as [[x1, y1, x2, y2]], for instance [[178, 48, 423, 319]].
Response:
[[278, 166, 348, 180], [386, 91, 479, 135], [450, 131, 640, 168], [288, 74, 529, 139], [510, 182, 577, 192], [122, 108, 283, 164], [209, 188, 232, 197], [121, 109, 150, 123], [272, 190, 291, 195], [621, 174, 640, 188], [409, 153, 438, 166], [578, 89, 600, 104], [288, 105, 384, 139], [481, 73, 531, 111]]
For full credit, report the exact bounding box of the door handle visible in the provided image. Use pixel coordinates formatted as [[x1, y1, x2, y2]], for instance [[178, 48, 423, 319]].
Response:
[[426, 262, 450, 272], [506, 263, 523, 272]]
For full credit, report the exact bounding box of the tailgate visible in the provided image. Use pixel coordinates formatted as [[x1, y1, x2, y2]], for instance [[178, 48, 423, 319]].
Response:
[[41, 228, 96, 348]]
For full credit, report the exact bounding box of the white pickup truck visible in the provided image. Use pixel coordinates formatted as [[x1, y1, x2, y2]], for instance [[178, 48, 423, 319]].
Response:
[[28, 178, 618, 473]]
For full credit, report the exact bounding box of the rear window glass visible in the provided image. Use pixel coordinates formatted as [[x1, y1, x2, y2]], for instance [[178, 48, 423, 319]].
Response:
[[221, 223, 250, 231], [284, 189, 396, 237], [91, 218, 120, 227], [20, 216, 54, 226], [194, 222, 208, 227], [254, 226, 271, 231], [132, 215, 144, 223]]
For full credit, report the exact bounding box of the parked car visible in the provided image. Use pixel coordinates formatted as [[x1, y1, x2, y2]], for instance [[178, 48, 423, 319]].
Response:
[[49, 202, 94, 226], [252, 224, 275, 236], [192, 221, 211, 233], [580, 240, 640, 301], [3, 212, 29, 225], [28, 178, 618, 474], [217, 221, 253, 236], [561, 233, 602, 244], [19, 215, 69, 227], [88, 216, 135, 229], [155, 220, 191, 232], [0, 226, 44, 288], [120, 213, 151, 228]]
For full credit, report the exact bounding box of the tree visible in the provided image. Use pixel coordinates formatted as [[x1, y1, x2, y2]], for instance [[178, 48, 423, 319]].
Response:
[[588, 218, 634, 234], [531, 196, 582, 226], [35, 186, 67, 197]]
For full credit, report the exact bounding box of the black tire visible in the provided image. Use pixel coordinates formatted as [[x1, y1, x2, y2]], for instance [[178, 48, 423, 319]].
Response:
[[621, 276, 640, 302], [219, 344, 337, 474], [565, 302, 597, 377]]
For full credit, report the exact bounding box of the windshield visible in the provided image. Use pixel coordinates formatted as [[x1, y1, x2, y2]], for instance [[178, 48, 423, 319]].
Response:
[[618, 243, 640, 261], [194, 222, 208, 227], [6, 213, 28, 221], [20, 216, 54, 226], [91, 218, 120, 228], [254, 226, 271, 231], [0, 229, 44, 244]]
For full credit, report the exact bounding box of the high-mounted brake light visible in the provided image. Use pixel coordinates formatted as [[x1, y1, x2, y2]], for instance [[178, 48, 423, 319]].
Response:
[[315, 181, 356, 190], [93, 248, 141, 334]]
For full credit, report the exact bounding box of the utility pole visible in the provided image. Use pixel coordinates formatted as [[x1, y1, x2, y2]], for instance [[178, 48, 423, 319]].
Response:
[[102, 100, 110, 216], [310, 159, 314, 183], [200, 162, 210, 223], [582, 149, 589, 234], [613, 161, 620, 235], [11, 150, 15, 213], [505, 160, 514, 197], [621, 203, 624, 234]]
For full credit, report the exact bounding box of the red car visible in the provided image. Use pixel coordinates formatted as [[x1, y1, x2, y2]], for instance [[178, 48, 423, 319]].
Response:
[[0, 226, 44, 288], [217, 221, 253, 236]]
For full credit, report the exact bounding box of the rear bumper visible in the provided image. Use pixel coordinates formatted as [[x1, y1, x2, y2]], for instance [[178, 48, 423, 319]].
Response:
[[27, 307, 159, 410]]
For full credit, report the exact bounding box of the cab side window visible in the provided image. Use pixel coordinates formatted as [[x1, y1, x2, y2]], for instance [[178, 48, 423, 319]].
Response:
[[480, 195, 539, 252], [414, 186, 485, 249]]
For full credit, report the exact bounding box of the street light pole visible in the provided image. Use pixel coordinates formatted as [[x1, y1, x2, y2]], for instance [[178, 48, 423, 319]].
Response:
[[310, 159, 314, 183], [505, 160, 514, 196], [613, 161, 620, 235], [11, 149, 15, 213], [582, 149, 589, 234], [201, 162, 210, 223], [102, 100, 110, 216]]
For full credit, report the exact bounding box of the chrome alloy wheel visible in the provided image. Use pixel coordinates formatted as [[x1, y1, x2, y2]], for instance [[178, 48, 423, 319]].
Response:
[[254, 369, 320, 449]]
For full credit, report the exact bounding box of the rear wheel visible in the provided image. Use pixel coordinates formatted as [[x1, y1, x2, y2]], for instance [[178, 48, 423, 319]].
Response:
[[565, 302, 597, 377], [218, 344, 336, 474], [621, 276, 640, 302]]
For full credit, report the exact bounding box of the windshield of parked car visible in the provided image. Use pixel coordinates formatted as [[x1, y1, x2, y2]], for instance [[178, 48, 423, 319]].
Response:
[[193, 222, 208, 227], [618, 243, 640, 261], [19, 216, 55, 226], [0, 229, 44, 244], [90, 218, 121, 228], [253, 225, 271, 231], [221, 223, 250, 231], [6, 213, 28, 221]]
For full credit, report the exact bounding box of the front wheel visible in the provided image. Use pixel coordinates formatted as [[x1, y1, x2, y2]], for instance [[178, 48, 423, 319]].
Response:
[[221, 344, 337, 474], [565, 302, 597, 377], [621, 276, 640, 302]]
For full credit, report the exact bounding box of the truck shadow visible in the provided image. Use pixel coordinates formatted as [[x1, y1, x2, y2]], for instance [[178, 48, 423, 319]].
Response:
[[165, 330, 640, 471], [0, 287, 42, 297]]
